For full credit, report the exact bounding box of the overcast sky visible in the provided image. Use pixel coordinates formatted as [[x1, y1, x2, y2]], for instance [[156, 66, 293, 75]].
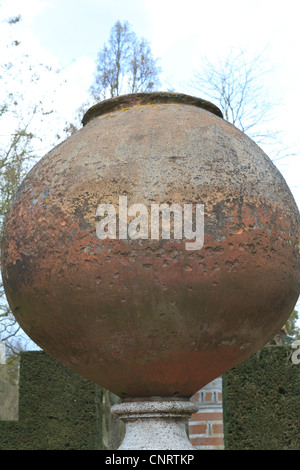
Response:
[[1, 0, 299, 322]]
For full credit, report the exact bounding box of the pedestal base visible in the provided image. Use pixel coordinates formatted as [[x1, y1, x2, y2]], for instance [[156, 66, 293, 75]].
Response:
[[111, 398, 199, 450]]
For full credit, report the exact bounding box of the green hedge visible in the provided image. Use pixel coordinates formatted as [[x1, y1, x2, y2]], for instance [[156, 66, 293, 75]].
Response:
[[223, 345, 300, 450], [0, 351, 123, 450]]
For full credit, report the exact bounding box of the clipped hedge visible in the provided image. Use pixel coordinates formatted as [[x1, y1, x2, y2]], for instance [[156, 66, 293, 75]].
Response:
[[223, 345, 300, 450], [0, 351, 123, 450]]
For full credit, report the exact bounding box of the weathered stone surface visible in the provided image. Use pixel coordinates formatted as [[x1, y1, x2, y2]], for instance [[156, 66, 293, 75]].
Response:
[[112, 398, 198, 450]]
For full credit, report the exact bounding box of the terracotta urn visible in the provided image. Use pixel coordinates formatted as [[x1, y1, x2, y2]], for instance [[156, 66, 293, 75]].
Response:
[[1, 92, 299, 399]]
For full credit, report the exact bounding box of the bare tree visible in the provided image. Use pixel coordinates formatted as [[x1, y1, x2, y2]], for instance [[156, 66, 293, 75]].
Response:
[[192, 49, 283, 152], [90, 21, 161, 101], [0, 15, 66, 353]]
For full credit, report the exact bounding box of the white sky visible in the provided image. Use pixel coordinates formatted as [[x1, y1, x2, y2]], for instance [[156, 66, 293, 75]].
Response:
[[1, 0, 300, 321]]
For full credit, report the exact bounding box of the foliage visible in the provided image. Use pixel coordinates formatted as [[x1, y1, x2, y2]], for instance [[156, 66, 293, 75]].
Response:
[[282, 310, 300, 344], [223, 345, 300, 450], [0, 351, 124, 450], [5, 354, 20, 387]]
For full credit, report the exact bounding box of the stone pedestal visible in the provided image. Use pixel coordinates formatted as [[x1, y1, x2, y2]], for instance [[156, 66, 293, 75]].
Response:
[[111, 398, 199, 450]]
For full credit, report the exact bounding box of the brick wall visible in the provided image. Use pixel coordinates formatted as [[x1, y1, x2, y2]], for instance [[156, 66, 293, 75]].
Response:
[[189, 377, 224, 450]]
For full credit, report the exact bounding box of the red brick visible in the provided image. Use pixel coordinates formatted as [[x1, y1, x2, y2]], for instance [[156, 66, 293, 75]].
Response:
[[190, 437, 224, 447], [190, 437, 202, 446], [212, 423, 223, 434], [189, 424, 207, 434], [198, 437, 224, 446], [191, 412, 223, 421], [205, 392, 212, 401]]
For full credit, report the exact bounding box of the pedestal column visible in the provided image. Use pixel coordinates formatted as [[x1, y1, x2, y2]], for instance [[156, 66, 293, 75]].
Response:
[[111, 398, 199, 450]]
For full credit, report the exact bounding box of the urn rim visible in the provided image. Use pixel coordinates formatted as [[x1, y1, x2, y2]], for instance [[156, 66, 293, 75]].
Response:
[[81, 91, 223, 126]]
